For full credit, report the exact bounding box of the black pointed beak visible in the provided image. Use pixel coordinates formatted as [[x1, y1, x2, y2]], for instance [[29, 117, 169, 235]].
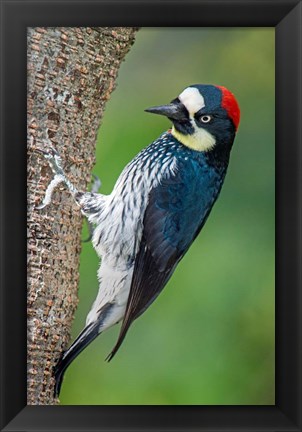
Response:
[[145, 102, 187, 122]]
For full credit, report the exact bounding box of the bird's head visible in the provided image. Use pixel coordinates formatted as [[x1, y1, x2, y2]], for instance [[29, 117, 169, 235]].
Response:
[[145, 84, 240, 152]]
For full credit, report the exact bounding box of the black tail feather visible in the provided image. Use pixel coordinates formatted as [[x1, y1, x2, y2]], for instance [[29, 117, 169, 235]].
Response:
[[105, 335, 125, 362], [105, 323, 131, 362], [54, 322, 100, 398]]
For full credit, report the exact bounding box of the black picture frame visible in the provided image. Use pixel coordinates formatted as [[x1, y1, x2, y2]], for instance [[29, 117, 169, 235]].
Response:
[[1, 0, 301, 431]]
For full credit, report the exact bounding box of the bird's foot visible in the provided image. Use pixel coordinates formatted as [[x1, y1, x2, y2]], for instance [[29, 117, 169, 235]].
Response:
[[36, 140, 78, 209]]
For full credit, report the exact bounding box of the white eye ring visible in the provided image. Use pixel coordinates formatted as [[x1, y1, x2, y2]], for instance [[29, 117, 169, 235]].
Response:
[[200, 115, 212, 123]]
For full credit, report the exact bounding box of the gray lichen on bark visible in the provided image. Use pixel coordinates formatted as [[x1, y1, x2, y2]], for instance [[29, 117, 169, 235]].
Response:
[[27, 27, 138, 405]]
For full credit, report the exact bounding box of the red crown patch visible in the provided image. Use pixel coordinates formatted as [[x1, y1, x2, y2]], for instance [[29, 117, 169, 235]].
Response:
[[216, 85, 240, 131]]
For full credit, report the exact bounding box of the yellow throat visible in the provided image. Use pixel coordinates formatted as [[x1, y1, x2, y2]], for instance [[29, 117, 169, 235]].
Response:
[[171, 125, 216, 152]]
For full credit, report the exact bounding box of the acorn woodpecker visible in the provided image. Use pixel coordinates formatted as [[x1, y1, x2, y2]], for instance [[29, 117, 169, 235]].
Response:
[[37, 84, 240, 397]]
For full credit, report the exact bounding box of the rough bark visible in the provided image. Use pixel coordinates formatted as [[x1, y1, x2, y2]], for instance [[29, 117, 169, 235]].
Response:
[[27, 27, 138, 405]]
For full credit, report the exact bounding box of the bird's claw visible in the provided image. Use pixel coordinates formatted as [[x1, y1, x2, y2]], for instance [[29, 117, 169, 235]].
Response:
[[35, 202, 47, 210], [36, 146, 57, 156], [35, 144, 75, 210], [36, 145, 65, 178]]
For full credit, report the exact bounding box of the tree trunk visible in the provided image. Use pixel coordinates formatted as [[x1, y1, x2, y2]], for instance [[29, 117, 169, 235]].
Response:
[[27, 27, 138, 405]]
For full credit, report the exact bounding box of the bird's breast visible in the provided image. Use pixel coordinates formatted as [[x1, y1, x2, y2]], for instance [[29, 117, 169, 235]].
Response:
[[92, 138, 179, 265]]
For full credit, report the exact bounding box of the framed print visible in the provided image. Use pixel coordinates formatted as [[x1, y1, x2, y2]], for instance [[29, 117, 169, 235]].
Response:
[[1, 0, 301, 431]]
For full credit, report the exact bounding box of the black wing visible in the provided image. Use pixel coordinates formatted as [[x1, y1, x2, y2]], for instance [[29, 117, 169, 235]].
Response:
[[107, 164, 223, 361]]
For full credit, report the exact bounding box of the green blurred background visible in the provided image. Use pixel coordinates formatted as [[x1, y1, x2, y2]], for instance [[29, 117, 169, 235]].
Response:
[[60, 28, 275, 405]]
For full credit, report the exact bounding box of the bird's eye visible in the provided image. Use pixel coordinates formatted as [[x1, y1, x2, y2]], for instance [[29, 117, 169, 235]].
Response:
[[200, 115, 212, 123]]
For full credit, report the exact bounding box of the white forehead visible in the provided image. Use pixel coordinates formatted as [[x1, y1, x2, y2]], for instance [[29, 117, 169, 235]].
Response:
[[178, 87, 205, 115]]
